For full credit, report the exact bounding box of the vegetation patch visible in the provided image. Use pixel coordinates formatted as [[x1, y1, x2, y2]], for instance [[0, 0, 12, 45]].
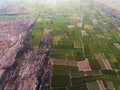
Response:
[[30, 29, 43, 48], [51, 75, 70, 87], [89, 59, 101, 70], [52, 65, 78, 75], [101, 70, 117, 76]]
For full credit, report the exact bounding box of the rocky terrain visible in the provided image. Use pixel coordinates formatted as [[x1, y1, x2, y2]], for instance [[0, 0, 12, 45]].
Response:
[[94, 0, 120, 25], [0, 24, 52, 90], [0, 18, 35, 84]]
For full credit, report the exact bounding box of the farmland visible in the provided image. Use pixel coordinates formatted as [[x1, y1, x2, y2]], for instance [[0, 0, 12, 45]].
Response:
[[34, 0, 120, 90], [4, 0, 120, 90]]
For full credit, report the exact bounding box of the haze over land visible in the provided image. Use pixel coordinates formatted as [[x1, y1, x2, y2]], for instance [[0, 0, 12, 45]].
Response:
[[0, 0, 120, 90]]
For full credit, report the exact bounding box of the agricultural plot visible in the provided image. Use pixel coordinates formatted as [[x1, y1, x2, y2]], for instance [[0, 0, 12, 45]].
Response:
[[96, 80, 106, 90], [86, 81, 100, 90], [95, 53, 112, 70], [30, 29, 43, 48], [77, 59, 91, 71], [51, 75, 70, 87], [67, 84, 88, 90], [30, 0, 120, 89], [30, 19, 44, 48], [51, 58, 77, 66], [49, 0, 120, 89], [88, 59, 101, 70], [70, 71, 85, 77], [52, 65, 78, 75], [101, 70, 118, 76], [53, 35, 64, 45], [103, 80, 115, 90]]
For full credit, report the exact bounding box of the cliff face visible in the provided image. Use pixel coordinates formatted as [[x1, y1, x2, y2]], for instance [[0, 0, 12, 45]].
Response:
[[0, 18, 35, 78]]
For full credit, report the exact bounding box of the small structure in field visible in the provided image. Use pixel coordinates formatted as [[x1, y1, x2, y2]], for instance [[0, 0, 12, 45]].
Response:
[[87, 81, 105, 90]]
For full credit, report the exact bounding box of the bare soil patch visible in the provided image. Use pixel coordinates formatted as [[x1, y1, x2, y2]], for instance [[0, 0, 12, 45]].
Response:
[[97, 80, 106, 90], [81, 30, 88, 36], [77, 59, 91, 71], [87, 81, 100, 90], [95, 53, 112, 70], [51, 58, 77, 66], [114, 43, 120, 49]]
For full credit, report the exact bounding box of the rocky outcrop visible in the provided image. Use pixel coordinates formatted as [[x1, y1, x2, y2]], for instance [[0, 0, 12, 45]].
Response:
[[0, 28, 52, 90], [94, 1, 120, 25], [0, 18, 35, 79]]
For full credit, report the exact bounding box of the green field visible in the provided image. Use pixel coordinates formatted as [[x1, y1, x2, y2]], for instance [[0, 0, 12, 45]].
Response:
[[29, 0, 120, 89], [30, 20, 44, 48]]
